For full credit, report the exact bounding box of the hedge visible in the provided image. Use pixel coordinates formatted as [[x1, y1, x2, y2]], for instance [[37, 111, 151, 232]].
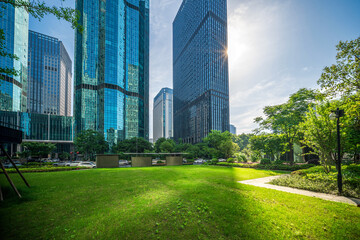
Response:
[[216, 162, 315, 171], [2, 166, 89, 173]]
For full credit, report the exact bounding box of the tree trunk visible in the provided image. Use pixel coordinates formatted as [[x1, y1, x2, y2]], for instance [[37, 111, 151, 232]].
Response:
[[289, 141, 294, 165], [354, 153, 360, 164]]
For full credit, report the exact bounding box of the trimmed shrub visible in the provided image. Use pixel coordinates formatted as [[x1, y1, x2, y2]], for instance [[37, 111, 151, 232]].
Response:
[[260, 158, 271, 165], [216, 162, 315, 171], [210, 158, 218, 165], [237, 153, 247, 163], [227, 158, 234, 163]]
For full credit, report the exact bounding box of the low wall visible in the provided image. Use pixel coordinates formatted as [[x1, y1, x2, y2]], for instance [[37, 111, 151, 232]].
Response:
[[96, 155, 119, 168], [166, 156, 183, 166], [132, 157, 152, 167]]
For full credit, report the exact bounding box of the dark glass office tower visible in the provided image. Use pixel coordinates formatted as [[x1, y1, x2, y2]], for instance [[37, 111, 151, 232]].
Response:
[[74, 0, 149, 145], [173, 0, 230, 143], [28, 31, 72, 116], [0, 3, 28, 112]]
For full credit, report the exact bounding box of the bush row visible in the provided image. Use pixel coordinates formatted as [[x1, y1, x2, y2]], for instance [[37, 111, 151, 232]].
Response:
[[216, 162, 315, 171], [3, 166, 89, 173]]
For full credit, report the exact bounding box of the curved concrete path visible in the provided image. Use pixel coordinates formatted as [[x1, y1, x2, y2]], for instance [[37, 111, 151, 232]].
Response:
[[238, 175, 360, 207]]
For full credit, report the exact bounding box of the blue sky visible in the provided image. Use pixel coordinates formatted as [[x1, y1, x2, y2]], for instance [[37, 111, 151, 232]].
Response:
[[30, 0, 360, 137]]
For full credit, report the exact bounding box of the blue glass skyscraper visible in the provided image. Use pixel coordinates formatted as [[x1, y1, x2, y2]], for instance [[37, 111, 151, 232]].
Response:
[[74, 0, 149, 145], [173, 0, 230, 143], [28, 30, 72, 116], [0, 3, 28, 112]]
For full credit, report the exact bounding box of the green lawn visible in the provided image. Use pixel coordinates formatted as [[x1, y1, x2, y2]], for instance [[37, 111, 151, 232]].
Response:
[[0, 166, 359, 240]]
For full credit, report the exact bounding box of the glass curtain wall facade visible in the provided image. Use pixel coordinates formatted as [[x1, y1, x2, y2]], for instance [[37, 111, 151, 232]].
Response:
[[230, 124, 236, 135], [0, 110, 73, 141], [0, 3, 28, 112], [28, 31, 72, 116], [153, 88, 173, 143], [173, 0, 230, 143], [75, 0, 149, 145]]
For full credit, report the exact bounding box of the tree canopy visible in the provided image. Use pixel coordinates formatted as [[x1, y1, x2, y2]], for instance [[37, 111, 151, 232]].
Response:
[[318, 37, 360, 97], [20, 142, 56, 159], [254, 88, 318, 164], [112, 137, 152, 154], [74, 130, 108, 160]]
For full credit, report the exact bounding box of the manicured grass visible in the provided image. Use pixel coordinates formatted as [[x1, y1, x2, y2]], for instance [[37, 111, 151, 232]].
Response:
[[0, 166, 359, 240]]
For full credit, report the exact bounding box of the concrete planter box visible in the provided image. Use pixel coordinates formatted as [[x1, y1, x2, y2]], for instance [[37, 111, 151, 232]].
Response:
[[132, 157, 152, 167], [166, 156, 183, 166], [96, 155, 119, 168]]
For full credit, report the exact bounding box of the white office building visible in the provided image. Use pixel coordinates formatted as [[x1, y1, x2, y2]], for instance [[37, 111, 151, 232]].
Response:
[[153, 88, 173, 143]]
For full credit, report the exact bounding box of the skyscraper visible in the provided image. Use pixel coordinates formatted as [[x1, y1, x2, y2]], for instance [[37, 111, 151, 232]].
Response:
[[28, 30, 72, 116], [153, 88, 173, 143], [173, 0, 230, 143], [230, 124, 236, 135], [0, 3, 28, 112], [74, 0, 149, 145]]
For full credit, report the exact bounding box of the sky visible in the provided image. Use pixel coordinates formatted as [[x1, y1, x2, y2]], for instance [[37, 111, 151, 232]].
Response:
[[30, 0, 360, 137]]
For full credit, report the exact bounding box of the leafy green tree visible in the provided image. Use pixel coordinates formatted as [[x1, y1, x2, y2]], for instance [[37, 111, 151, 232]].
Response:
[[250, 134, 286, 161], [159, 139, 176, 153], [21, 142, 56, 158], [232, 133, 253, 151], [255, 88, 318, 164], [154, 138, 167, 153], [300, 101, 342, 173], [59, 152, 70, 160], [317, 37, 360, 163], [174, 142, 191, 153], [318, 37, 360, 97], [203, 130, 239, 158], [112, 137, 152, 154], [74, 130, 108, 160]]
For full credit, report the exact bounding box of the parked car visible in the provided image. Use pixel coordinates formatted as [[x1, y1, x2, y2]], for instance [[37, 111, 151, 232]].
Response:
[[119, 160, 129, 166], [65, 161, 80, 167], [53, 162, 66, 167], [194, 159, 206, 164], [78, 161, 96, 168], [218, 158, 226, 162], [2, 161, 22, 168]]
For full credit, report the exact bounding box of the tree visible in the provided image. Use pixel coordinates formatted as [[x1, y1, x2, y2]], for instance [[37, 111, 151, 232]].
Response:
[[159, 139, 176, 153], [232, 133, 253, 151], [203, 130, 239, 159], [300, 101, 342, 173], [21, 142, 56, 159], [249, 134, 286, 161], [154, 138, 167, 153], [318, 37, 360, 98], [112, 137, 152, 154], [59, 152, 70, 160], [0, 0, 82, 77], [317, 37, 360, 163], [74, 130, 108, 160], [255, 88, 318, 164]]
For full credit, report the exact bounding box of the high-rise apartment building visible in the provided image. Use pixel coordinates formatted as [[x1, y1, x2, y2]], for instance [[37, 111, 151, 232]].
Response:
[[74, 0, 149, 145], [153, 88, 173, 143], [0, 3, 28, 112], [173, 0, 230, 143], [28, 30, 72, 116]]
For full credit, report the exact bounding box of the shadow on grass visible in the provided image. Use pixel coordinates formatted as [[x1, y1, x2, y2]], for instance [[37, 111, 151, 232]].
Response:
[[1, 166, 359, 239]]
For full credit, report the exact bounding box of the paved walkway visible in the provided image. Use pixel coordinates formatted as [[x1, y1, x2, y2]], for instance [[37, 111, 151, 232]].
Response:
[[238, 175, 360, 207]]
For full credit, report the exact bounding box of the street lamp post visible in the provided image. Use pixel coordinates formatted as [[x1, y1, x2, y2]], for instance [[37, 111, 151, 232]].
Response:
[[330, 108, 345, 194]]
